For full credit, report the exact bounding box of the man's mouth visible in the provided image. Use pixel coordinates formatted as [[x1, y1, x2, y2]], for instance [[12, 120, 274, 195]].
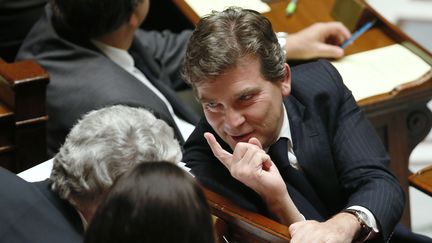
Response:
[[230, 132, 253, 143]]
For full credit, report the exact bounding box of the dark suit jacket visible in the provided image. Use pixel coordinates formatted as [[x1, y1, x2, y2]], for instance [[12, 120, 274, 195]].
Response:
[[0, 168, 83, 243], [16, 4, 199, 156], [183, 60, 404, 242]]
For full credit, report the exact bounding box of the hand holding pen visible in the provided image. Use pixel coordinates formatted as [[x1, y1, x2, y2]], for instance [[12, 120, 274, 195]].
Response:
[[283, 22, 351, 59], [340, 20, 377, 48]]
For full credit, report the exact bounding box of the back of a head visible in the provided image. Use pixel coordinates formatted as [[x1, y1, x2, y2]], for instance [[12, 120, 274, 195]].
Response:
[[182, 7, 286, 87], [50, 0, 142, 38], [85, 162, 215, 243], [50, 105, 181, 206]]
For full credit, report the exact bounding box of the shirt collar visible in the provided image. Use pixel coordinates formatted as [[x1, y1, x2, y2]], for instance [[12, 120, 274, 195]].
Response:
[[278, 103, 292, 142], [91, 39, 135, 73], [265, 104, 292, 151], [76, 209, 88, 231]]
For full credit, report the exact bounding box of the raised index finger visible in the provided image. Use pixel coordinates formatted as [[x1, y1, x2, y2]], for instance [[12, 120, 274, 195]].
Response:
[[204, 132, 233, 168]]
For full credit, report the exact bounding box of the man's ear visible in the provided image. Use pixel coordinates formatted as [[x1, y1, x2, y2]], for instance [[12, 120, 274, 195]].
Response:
[[128, 12, 140, 28], [128, 1, 149, 28], [281, 63, 291, 96], [128, 13, 138, 27]]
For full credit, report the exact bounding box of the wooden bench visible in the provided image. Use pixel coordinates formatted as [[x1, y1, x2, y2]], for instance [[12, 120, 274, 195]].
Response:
[[204, 188, 291, 243], [0, 59, 49, 173]]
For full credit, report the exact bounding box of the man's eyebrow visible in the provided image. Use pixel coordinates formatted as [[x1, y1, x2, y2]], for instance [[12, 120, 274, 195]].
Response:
[[198, 96, 215, 103], [234, 87, 259, 99], [198, 87, 260, 102]]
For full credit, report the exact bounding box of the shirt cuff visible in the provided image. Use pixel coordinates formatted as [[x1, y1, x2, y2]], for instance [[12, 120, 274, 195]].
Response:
[[347, 205, 379, 240]]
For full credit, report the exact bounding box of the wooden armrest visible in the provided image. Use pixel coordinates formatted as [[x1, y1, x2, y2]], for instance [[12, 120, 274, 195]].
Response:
[[0, 60, 49, 121], [408, 165, 432, 197], [0, 60, 49, 172], [203, 188, 290, 243]]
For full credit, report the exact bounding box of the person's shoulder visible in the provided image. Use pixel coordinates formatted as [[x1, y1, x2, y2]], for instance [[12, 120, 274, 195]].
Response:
[[0, 168, 53, 194], [0, 168, 46, 203], [0, 172, 83, 243], [291, 59, 341, 81], [290, 59, 348, 105], [292, 59, 344, 88], [0, 168, 27, 185]]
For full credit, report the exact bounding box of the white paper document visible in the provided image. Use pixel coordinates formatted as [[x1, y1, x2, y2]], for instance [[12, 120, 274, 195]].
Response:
[[331, 44, 431, 101], [185, 0, 271, 17]]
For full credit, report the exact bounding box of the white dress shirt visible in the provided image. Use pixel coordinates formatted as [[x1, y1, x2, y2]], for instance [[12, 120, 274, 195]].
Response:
[[91, 40, 195, 141]]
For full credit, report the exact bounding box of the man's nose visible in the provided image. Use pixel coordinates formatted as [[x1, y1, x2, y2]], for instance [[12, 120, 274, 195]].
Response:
[[224, 108, 245, 131]]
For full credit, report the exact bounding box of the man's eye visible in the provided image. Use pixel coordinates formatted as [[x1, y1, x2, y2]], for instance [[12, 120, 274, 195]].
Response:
[[239, 94, 252, 101], [205, 102, 220, 112], [206, 102, 217, 108]]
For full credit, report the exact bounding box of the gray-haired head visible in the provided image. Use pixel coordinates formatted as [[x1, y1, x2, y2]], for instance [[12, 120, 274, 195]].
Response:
[[182, 7, 286, 87], [50, 105, 181, 204]]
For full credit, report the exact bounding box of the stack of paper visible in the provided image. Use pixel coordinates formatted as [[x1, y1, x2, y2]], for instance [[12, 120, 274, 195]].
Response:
[[185, 0, 271, 17], [331, 44, 432, 101]]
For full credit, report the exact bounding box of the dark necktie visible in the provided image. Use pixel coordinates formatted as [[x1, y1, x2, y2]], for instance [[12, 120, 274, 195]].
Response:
[[268, 138, 328, 220]]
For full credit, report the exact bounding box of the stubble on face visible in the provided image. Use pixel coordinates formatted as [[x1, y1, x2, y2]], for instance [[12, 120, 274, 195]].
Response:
[[197, 56, 288, 150]]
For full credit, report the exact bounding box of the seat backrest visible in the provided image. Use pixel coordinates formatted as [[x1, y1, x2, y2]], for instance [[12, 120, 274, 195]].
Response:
[[204, 188, 291, 243], [0, 59, 49, 173]]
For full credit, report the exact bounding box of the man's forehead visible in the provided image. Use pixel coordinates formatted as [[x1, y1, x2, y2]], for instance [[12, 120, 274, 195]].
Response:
[[196, 79, 261, 102], [195, 79, 216, 100], [195, 55, 265, 99]]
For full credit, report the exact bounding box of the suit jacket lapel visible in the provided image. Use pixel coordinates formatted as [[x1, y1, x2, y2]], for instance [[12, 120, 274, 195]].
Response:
[[285, 96, 343, 217], [129, 37, 160, 81]]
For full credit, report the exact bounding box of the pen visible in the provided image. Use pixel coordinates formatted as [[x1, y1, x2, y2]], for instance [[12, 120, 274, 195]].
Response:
[[340, 20, 376, 48], [286, 0, 298, 16]]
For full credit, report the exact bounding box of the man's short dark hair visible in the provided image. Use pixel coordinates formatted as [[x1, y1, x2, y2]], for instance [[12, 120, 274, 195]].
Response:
[[182, 7, 286, 87], [50, 0, 143, 38]]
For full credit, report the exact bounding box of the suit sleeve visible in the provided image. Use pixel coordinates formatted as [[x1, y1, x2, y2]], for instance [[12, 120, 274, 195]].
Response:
[[320, 60, 404, 242]]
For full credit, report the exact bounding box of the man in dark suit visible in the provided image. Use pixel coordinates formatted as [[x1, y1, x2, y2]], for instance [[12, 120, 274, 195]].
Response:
[[0, 105, 182, 242], [15, 0, 352, 156], [181, 7, 408, 243], [15, 0, 199, 156]]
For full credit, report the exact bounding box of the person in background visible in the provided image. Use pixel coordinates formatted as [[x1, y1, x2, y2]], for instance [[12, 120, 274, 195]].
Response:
[[0, 0, 47, 61], [0, 105, 182, 243], [181, 7, 410, 243], [85, 161, 215, 243], [16, 0, 351, 156]]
